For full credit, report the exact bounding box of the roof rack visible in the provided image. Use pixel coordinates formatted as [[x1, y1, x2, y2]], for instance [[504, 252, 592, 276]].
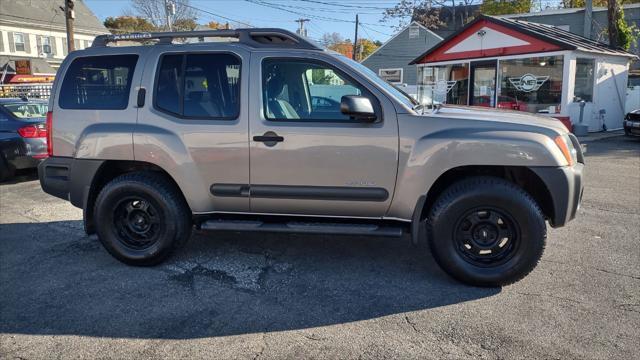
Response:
[[92, 28, 323, 50]]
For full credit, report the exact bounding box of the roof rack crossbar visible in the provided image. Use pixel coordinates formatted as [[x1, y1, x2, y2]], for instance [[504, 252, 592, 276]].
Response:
[[92, 28, 322, 50]]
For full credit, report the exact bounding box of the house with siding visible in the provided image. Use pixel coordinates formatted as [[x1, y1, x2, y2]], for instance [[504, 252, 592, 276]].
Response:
[[0, 0, 108, 82], [361, 21, 443, 90]]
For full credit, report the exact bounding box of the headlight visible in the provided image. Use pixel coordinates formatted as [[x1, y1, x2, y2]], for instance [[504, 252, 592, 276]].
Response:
[[554, 134, 577, 166]]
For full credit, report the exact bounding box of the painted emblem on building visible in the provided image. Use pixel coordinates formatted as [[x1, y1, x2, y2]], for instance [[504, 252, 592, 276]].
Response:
[[508, 74, 549, 92]]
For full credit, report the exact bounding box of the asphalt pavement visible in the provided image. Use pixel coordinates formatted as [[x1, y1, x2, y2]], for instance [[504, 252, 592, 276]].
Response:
[[1, 135, 639, 359]]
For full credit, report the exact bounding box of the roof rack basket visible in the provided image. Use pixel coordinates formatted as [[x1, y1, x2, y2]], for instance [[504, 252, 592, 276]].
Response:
[[92, 28, 322, 50]]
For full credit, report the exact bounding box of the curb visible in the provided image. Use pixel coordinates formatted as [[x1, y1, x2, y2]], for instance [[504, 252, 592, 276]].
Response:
[[577, 130, 625, 143]]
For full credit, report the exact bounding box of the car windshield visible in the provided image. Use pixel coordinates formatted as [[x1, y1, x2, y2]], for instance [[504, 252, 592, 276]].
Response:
[[3, 102, 48, 119], [336, 55, 420, 110]]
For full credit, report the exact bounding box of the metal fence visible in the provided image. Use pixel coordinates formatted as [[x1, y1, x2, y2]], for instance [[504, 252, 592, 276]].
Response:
[[0, 84, 53, 99]]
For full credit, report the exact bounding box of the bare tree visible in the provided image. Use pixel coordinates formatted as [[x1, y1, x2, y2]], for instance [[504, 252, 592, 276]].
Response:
[[132, 0, 197, 29]]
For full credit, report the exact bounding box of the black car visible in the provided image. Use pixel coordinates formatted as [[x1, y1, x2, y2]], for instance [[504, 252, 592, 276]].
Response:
[[0, 98, 49, 181], [624, 109, 640, 137]]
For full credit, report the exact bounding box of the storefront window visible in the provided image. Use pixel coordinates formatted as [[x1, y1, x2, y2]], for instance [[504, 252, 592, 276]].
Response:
[[417, 63, 469, 106], [498, 56, 563, 114], [573, 58, 594, 102]]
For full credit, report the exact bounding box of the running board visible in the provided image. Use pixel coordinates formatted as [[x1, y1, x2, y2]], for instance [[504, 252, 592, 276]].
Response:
[[199, 219, 404, 237]]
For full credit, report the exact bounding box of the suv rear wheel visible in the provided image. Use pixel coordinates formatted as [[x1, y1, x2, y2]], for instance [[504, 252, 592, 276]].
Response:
[[94, 172, 192, 266], [427, 176, 546, 287]]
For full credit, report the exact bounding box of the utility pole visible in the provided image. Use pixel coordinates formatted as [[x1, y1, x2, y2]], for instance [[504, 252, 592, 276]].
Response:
[[352, 14, 359, 61], [607, 0, 619, 48], [583, 0, 593, 38], [64, 0, 75, 52], [295, 18, 310, 37], [164, 0, 175, 31]]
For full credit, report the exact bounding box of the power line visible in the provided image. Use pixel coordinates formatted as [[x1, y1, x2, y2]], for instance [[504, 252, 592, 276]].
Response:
[[180, 3, 254, 27]]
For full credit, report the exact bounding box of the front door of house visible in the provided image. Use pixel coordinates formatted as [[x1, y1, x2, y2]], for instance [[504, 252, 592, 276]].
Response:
[[469, 61, 497, 107]]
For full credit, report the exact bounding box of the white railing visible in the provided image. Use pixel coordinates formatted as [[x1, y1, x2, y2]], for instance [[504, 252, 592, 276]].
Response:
[[0, 83, 53, 99]]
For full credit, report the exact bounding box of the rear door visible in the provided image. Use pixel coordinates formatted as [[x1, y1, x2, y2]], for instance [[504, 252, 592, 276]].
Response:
[[136, 47, 251, 214], [247, 52, 399, 218]]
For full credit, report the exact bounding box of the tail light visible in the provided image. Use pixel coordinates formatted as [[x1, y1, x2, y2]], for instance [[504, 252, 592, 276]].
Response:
[[18, 124, 47, 138], [46, 111, 53, 157]]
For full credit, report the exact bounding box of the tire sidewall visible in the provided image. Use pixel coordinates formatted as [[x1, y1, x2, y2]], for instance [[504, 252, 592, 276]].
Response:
[[430, 179, 545, 286]]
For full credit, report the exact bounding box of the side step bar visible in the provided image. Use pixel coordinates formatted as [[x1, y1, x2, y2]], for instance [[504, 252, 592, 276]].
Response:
[[199, 219, 404, 237]]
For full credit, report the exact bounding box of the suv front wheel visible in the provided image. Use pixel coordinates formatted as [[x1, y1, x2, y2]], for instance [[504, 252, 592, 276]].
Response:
[[94, 172, 192, 266], [427, 176, 546, 287]]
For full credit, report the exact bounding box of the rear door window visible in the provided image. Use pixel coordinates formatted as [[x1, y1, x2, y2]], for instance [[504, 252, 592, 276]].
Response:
[[155, 53, 241, 119], [59, 55, 138, 110]]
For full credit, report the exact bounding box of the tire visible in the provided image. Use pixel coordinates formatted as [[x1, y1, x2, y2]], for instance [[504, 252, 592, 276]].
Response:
[[426, 176, 546, 287], [0, 156, 15, 183], [94, 172, 192, 266]]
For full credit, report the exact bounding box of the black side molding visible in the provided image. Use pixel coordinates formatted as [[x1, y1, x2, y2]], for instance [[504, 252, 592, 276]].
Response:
[[210, 184, 389, 202]]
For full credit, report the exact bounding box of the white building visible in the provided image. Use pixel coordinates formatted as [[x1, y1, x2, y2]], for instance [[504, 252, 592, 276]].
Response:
[[0, 0, 109, 82]]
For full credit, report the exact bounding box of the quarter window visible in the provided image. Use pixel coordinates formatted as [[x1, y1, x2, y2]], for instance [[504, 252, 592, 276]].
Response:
[[59, 55, 138, 110], [155, 53, 241, 119], [262, 59, 377, 122]]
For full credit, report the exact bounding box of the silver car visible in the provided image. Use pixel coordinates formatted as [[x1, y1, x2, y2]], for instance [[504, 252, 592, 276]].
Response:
[[39, 29, 584, 286]]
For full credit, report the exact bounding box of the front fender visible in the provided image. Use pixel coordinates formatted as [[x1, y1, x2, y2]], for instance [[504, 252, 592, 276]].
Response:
[[388, 127, 566, 220]]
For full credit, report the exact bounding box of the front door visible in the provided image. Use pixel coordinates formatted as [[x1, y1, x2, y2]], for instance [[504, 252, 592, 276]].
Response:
[[469, 61, 497, 107], [246, 54, 399, 218]]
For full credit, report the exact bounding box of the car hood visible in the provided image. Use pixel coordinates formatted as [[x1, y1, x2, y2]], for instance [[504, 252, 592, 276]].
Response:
[[426, 105, 568, 134]]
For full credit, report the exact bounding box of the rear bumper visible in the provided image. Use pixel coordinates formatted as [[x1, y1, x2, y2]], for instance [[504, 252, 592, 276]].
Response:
[[531, 163, 584, 228], [1, 137, 46, 170], [38, 157, 104, 208]]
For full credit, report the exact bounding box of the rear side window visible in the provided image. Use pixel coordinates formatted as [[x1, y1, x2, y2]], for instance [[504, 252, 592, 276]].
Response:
[[155, 53, 241, 119], [59, 55, 138, 110]]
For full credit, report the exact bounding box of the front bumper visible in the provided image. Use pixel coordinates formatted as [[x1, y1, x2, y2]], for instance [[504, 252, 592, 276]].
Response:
[[624, 120, 640, 136], [531, 163, 584, 228]]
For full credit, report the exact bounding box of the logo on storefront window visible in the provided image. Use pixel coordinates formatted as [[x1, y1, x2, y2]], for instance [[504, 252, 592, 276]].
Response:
[[508, 73, 549, 92], [424, 80, 457, 94]]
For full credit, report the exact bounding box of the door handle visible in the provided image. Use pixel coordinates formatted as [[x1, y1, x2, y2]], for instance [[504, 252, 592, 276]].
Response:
[[253, 131, 284, 147]]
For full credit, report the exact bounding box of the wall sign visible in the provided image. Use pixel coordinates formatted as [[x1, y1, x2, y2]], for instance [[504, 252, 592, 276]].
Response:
[[15, 60, 32, 75], [508, 73, 549, 92]]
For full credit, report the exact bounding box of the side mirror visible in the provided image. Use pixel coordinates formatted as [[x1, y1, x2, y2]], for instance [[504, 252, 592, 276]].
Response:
[[340, 95, 377, 122]]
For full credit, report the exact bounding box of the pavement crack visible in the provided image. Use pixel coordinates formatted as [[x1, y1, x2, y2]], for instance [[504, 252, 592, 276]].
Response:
[[593, 268, 640, 280], [253, 333, 266, 360], [404, 315, 422, 334], [515, 292, 583, 305]]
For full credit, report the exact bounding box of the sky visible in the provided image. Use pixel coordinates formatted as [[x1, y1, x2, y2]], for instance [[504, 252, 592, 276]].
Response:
[[84, 0, 405, 43]]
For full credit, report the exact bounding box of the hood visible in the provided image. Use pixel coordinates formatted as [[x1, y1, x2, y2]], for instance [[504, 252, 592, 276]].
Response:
[[427, 105, 569, 134]]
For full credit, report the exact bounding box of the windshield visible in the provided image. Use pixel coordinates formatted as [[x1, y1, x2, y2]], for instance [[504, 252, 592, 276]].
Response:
[[336, 55, 419, 110], [2, 102, 48, 119]]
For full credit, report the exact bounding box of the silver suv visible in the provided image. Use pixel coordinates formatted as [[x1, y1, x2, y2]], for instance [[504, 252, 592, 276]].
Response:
[[39, 29, 584, 286]]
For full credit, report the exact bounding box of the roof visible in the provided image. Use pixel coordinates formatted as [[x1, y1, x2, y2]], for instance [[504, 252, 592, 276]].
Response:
[[0, 0, 108, 34], [410, 15, 637, 64], [500, 2, 640, 18], [360, 21, 443, 64], [0, 56, 57, 75]]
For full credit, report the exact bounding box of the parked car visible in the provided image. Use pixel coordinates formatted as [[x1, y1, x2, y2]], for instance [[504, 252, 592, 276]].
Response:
[[0, 98, 48, 181], [474, 95, 520, 110], [624, 109, 640, 137], [38, 29, 584, 287]]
